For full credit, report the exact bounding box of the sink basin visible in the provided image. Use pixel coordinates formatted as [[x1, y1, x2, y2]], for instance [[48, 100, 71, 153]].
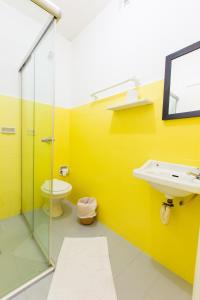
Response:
[[133, 160, 200, 199]]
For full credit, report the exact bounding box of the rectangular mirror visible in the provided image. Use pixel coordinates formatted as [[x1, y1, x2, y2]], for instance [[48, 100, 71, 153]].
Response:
[[162, 41, 200, 120]]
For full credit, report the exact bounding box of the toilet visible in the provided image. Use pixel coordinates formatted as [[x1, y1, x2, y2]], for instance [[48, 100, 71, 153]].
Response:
[[41, 179, 72, 218]]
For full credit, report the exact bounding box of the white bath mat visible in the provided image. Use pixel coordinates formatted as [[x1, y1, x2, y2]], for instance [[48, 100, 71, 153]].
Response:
[[47, 237, 117, 300]]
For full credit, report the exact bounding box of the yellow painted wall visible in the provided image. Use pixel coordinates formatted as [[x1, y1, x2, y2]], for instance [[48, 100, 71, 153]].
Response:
[[21, 99, 34, 214], [21, 100, 70, 253], [22, 101, 70, 212], [0, 95, 70, 219], [0, 95, 21, 219], [69, 80, 200, 283], [2, 81, 200, 283], [54, 107, 70, 180]]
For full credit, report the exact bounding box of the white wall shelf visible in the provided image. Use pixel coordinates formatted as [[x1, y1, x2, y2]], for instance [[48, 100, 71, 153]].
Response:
[[106, 99, 153, 111]]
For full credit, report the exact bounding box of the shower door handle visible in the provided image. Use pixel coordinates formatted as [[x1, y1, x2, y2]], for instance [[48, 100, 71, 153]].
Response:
[[41, 137, 55, 144]]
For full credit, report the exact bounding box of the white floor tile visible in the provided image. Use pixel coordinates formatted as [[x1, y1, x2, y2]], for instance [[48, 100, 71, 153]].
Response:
[[146, 267, 192, 300], [25, 274, 53, 300], [115, 253, 164, 300], [11, 292, 28, 300], [143, 295, 154, 300], [9, 204, 193, 300], [109, 237, 141, 277]]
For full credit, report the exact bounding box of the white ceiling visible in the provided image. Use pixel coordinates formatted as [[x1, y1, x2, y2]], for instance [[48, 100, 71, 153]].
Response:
[[2, 0, 110, 41], [1, 0, 50, 24], [52, 0, 109, 41]]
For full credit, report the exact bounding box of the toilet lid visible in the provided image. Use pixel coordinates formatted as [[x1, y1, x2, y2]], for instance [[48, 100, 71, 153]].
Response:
[[42, 179, 72, 194]]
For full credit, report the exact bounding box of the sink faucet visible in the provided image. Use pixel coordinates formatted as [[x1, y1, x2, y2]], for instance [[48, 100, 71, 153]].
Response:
[[187, 169, 200, 179]]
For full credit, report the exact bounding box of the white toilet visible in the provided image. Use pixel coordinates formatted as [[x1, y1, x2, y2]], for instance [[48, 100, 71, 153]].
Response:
[[41, 179, 72, 218]]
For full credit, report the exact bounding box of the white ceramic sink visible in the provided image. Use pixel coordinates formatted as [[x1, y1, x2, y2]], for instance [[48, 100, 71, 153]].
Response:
[[134, 160, 200, 199]]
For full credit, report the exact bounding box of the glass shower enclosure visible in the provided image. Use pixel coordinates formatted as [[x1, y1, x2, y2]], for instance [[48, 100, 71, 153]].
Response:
[[21, 18, 55, 262], [0, 14, 55, 300]]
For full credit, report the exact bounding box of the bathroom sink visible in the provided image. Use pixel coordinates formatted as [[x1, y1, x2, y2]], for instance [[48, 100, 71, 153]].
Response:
[[133, 160, 200, 199]]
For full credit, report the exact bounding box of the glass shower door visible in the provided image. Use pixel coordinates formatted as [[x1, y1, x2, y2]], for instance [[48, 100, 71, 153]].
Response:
[[21, 55, 35, 231], [21, 19, 55, 263], [33, 21, 55, 259]]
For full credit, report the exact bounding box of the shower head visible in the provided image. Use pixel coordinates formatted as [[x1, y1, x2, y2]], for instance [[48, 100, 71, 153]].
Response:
[[31, 0, 62, 20]]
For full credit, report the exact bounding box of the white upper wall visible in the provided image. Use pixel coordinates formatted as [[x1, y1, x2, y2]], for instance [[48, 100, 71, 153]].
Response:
[[0, 0, 72, 108], [55, 34, 72, 107], [55, 0, 108, 40], [1, 0, 200, 108], [70, 0, 200, 106], [0, 1, 42, 98]]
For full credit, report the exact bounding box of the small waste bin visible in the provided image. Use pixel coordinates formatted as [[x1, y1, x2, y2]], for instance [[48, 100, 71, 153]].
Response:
[[77, 197, 97, 225]]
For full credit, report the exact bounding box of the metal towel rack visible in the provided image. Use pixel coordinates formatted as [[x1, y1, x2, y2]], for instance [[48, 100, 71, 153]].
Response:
[[91, 77, 140, 101]]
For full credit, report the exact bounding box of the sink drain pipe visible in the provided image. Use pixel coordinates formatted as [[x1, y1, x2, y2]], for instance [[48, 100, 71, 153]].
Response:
[[160, 194, 199, 224], [160, 199, 174, 225]]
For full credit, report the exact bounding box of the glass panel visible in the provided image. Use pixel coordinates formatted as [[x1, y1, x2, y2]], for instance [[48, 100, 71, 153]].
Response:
[[0, 1, 55, 298], [21, 54, 34, 230], [18, 20, 55, 298], [0, 216, 49, 298], [33, 21, 55, 259], [21, 21, 55, 262]]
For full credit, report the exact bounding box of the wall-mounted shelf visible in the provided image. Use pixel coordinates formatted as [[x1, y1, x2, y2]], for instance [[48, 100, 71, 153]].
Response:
[[106, 99, 153, 111]]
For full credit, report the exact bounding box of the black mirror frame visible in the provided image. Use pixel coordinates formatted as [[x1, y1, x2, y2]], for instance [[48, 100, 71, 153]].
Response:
[[162, 41, 200, 120]]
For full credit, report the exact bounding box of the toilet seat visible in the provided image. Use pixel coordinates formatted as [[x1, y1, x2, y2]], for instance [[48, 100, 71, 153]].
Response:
[[41, 179, 72, 196]]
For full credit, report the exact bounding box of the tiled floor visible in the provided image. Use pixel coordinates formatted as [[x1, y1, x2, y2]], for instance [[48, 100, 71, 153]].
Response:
[[11, 201, 193, 300], [0, 216, 49, 298]]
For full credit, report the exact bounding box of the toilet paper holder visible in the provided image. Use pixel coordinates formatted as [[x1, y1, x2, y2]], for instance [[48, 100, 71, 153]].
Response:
[[59, 166, 69, 177]]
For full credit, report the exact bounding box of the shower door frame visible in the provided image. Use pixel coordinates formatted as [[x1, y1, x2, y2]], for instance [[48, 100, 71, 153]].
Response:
[[3, 17, 56, 300]]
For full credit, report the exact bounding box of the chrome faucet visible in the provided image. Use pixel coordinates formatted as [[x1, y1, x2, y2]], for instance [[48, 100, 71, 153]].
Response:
[[187, 169, 200, 179]]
